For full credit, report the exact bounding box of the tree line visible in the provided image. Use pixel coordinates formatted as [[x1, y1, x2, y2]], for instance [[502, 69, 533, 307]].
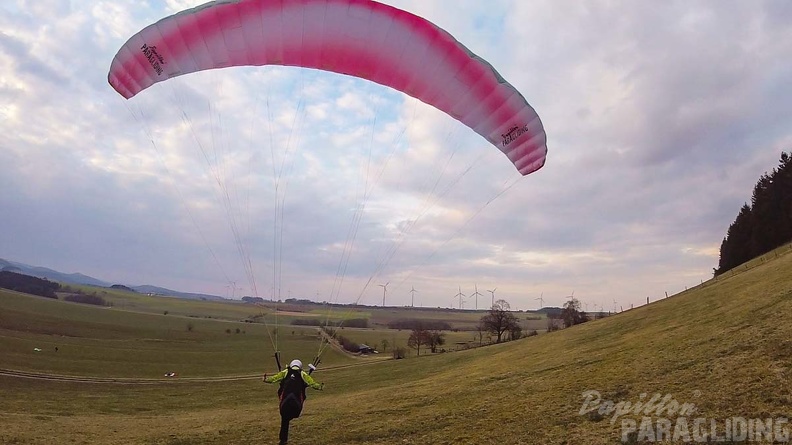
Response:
[[715, 152, 792, 275], [0, 271, 112, 306], [292, 318, 368, 328], [0, 271, 60, 298], [404, 298, 592, 356]]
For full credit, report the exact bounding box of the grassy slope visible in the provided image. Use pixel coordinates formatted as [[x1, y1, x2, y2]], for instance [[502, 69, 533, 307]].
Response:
[[1, 245, 791, 444], [305, 244, 791, 444]]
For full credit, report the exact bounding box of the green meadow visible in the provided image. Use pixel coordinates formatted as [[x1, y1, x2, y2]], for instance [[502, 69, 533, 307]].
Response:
[[1, 244, 791, 444]]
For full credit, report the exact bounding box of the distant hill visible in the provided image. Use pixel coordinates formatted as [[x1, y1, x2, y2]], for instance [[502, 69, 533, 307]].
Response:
[[110, 284, 137, 292], [0, 258, 110, 287], [131, 285, 225, 301], [535, 306, 563, 316], [0, 258, 224, 301]]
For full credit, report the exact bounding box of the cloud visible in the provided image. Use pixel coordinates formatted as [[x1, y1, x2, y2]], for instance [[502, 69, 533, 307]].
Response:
[[1, 0, 791, 310]]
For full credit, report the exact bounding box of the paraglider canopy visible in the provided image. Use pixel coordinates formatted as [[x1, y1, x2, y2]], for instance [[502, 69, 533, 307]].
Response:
[[108, 0, 547, 175]]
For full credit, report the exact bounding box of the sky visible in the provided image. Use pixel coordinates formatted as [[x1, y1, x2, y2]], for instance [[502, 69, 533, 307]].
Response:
[[2, 0, 791, 312]]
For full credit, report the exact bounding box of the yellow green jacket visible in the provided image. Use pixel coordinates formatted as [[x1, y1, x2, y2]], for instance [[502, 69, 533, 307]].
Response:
[[264, 367, 323, 390]]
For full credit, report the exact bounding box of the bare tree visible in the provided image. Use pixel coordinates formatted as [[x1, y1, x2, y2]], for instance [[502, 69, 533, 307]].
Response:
[[407, 327, 428, 355], [425, 330, 446, 353], [392, 346, 406, 359], [475, 322, 485, 346], [480, 299, 519, 343], [561, 298, 590, 328], [546, 315, 558, 332], [509, 323, 523, 341], [380, 338, 389, 352]]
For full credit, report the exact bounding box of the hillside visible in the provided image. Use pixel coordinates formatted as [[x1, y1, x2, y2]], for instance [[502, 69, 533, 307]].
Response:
[[0, 258, 110, 287], [1, 244, 790, 444], [298, 243, 792, 444], [0, 257, 227, 301]]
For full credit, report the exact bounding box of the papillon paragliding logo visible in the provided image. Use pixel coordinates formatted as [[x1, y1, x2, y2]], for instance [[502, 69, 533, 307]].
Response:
[[141, 44, 165, 76], [501, 124, 531, 148]]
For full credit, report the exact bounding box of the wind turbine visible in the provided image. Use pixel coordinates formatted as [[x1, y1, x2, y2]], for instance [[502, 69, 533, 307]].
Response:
[[487, 287, 497, 307], [535, 292, 544, 310], [410, 286, 418, 308], [471, 284, 483, 310], [612, 298, 618, 313], [378, 282, 389, 307], [226, 281, 238, 299], [454, 286, 466, 309]]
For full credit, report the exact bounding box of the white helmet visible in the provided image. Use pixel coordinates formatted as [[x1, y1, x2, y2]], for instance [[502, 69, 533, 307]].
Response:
[[289, 359, 303, 369]]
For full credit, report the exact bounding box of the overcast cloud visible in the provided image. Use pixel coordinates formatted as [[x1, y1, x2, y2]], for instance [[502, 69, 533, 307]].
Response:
[[2, 0, 791, 311]]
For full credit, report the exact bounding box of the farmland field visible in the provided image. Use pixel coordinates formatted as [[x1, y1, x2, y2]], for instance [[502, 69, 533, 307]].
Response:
[[1, 244, 791, 444], [0, 286, 522, 377]]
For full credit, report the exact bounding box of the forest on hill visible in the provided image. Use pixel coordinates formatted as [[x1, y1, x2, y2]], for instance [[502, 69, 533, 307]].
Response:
[[715, 152, 792, 275]]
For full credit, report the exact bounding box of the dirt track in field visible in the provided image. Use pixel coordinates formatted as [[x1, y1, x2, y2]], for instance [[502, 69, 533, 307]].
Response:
[[0, 357, 385, 385], [0, 327, 390, 385]]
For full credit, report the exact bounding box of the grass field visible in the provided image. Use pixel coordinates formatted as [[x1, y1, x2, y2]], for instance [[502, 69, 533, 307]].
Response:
[[0, 289, 357, 377], [1, 244, 791, 444]]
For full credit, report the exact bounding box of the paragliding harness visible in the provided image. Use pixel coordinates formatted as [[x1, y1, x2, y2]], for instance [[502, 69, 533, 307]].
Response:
[[273, 352, 320, 419], [273, 352, 320, 378]]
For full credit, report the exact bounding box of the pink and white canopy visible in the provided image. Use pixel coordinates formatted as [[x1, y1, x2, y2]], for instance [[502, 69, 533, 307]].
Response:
[[108, 0, 547, 175]]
